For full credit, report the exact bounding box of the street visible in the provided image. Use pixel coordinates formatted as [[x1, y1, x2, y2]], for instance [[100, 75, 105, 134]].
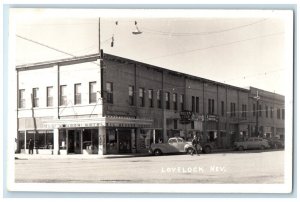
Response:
[[15, 150, 284, 184]]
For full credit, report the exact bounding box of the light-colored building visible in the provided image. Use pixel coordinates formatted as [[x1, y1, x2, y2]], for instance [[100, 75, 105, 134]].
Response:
[[15, 53, 285, 155]]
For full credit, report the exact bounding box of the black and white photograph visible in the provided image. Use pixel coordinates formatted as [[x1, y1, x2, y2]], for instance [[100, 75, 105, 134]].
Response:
[[6, 8, 294, 194]]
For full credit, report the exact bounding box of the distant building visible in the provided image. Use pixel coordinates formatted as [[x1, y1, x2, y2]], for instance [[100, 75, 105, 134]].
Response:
[[15, 53, 285, 155]]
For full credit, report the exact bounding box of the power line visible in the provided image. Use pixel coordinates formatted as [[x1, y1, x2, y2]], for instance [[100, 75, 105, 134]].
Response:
[[141, 19, 267, 37], [142, 31, 284, 61]]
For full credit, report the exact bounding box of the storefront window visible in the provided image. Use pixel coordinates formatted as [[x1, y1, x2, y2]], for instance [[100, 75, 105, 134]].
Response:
[[35, 131, 53, 149], [26, 131, 35, 149], [59, 130, 67, 149], [18, 131, 25, 150], [82, 129, 98, 154], [106, 129, 118, 154]]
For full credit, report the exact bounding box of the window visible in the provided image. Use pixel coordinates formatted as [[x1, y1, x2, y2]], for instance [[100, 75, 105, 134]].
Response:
[[60, 85, 67, 106], [46, 87, 53, 107], [32, 88, 39, 107], [259, 104, 262, 117], [139, 88, 145, 107], [19, 89, 25, 108], [173, 93, 177, 110], [106, 82, 113, 103], [191, 121, 194, 129], [148, 89, 153, 108], [165, 92, 170, 109], [230, 102, 236, 117], [270, 107, 273, 118], [253, 103, 256, 116], [208, 99, 215, 115], [180, 94, 184, 111], [192, 96, 195, 112], [157, 90, 162, 108], [265, 106, 268, 118], [196, 97, 199, 113], [277, 108, 281, 119], [221, 101, 224, 116], [174, 119, 178, 129], [129, 86, 135, 106], [282, 109, 285, 120], [74, 84, 81, 105], [89, 82, 97, 103], [242, 104, 247, 118]]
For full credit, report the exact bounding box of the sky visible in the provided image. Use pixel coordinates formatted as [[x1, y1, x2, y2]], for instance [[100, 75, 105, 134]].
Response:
[[11, 9, 293, 95]]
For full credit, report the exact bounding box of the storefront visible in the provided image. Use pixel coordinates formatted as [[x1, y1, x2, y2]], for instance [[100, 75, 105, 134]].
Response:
[[17, 116, 153, 155]]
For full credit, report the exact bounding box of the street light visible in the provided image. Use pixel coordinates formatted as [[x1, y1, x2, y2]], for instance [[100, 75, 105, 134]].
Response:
[[132, 21, 142, 35], [253, 91, 260, 137]]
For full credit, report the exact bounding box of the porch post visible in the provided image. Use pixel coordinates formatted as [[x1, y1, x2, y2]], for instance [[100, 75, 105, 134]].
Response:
[[131, 129, 136, 153], [98, 126, 106, 155], [24, 130, 27, 154], [53, 128, 59, 155]]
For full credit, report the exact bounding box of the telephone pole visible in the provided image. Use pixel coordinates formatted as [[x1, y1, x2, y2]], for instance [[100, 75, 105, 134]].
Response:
[[254, 91, 260, 137]]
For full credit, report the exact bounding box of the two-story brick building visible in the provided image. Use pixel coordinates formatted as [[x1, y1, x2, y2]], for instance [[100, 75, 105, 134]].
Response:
[[15, 53, 285, 155]]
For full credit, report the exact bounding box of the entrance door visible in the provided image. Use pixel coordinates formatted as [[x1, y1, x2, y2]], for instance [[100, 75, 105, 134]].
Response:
[[68, 130, 82, 154], [118, 129, 131, 153]]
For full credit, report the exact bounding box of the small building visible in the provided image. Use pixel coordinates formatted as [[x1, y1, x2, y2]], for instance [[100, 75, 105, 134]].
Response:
[[15, 53, 285, 155]]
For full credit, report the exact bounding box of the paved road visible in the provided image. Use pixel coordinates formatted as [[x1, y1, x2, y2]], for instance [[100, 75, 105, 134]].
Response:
[[15, 150, 284, 184]]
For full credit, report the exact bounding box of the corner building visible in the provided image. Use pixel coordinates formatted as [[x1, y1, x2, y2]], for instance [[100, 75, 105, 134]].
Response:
[[16, 53, 285, 155]]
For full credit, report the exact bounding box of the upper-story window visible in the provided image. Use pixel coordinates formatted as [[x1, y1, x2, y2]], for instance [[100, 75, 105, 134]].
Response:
[[242, 104, 247, 118], [19, 89, 25, 108], [253, 103, 256, 116], [277, 108, 281, 119], [174, 119, 178, 129], [230, 102, 236, 117], [89, 82, 97, 104], [192, 96, 195, 112], [180, 94, 184, 111], [106, 82, 113, 104], [74, 83, 81, 105], [139, 88, 145, 107], [157, 90, 162, 108], [46, 86, 53, 107], [265, 106, 268, 118], [32, 88, 39, 107], [282, 109, 285, 120], [196, 97, 199, 113], [173, 93, 177, 111], [270, 107, 273, 118], [165, 92, 170, 109], [60, 85, 67, 106], [129, 86, 135, 106], [148, 89, 153, 108], [221, 101, 225, 116], [208, 99, 215, 115]]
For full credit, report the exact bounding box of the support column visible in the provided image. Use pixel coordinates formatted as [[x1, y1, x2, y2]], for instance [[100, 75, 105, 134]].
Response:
[[153, 129, 156, 144], [98, 126, 106, 155], [53, 128, 59, 155], [136, 128, 141, 152], [131, 129, 136, 153], [24, 130, 27, 154]]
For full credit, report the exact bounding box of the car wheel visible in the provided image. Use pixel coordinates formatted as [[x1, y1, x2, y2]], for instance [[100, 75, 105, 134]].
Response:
[[204, 146, 212, 154], [154, 149, 162, 156], [238, 146, 244, 151], [186, 147, 194, 155], [260, 145, 265, 150]]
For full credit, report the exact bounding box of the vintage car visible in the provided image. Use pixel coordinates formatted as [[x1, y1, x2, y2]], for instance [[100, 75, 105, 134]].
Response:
[[233, 137, 270, 151], [266, 137, 284, 149], [149, 137, 196, 156]]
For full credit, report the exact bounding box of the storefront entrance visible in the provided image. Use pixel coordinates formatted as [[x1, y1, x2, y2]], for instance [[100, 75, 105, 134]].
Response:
[[68, 130, 82, 154], [118, 129, 131, 153]]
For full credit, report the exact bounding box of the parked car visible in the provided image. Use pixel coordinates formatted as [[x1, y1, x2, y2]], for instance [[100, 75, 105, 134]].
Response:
[[266, 138, 284, 149], [149, 137, 196, 156], [234, 137, 270, 151]]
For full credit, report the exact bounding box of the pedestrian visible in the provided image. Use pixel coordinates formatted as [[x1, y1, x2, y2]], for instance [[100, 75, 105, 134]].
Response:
[[28, 138, 34, 155], [191, 135, 199, 156]]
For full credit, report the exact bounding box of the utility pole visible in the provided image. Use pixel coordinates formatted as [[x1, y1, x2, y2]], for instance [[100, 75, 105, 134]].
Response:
[[254, 91, 260, 137]]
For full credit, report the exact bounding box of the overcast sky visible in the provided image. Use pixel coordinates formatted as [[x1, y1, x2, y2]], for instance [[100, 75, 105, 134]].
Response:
[[12, 9, 293, 95]]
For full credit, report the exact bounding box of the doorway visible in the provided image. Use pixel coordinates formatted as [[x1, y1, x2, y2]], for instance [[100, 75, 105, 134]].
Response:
[[118, 129, 131, 154], [67, 130, 82, 154]]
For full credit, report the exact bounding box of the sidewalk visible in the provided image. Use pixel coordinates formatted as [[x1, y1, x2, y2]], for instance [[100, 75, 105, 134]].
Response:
[[15, 153, 151, 160]]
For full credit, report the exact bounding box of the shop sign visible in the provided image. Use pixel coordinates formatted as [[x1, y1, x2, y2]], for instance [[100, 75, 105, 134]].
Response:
[[205, 115, 219, 122]]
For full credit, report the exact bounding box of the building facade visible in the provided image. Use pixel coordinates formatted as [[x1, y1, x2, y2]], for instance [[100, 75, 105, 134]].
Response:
[[16, 53, 285, 155]]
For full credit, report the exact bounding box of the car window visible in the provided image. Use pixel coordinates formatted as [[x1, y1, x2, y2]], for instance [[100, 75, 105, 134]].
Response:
[[168, 139, 177, 144], [177, 138, 183, 143]]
